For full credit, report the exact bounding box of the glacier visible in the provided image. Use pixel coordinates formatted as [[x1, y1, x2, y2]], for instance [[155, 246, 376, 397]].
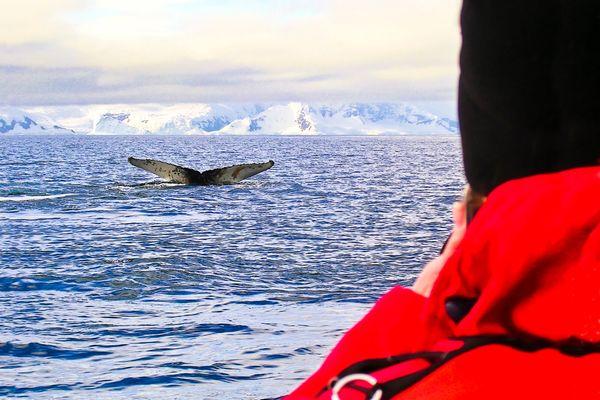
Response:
[[0, 107, 75, 135], [1, 102, 458, 136]]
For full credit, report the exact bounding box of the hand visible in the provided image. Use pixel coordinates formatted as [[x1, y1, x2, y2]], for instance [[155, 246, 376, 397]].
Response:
[[412, 200, 467, 297]]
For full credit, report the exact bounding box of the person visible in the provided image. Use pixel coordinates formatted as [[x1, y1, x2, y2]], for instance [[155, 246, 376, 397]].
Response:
[[286, 1, 600, 398]]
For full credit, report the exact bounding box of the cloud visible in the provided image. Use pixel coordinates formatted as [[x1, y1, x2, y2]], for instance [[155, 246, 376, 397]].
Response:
[[0, 0, 461, 105], [0, 0, 81, 45]]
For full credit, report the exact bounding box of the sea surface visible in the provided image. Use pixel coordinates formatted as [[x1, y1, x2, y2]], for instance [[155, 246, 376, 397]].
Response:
[[0, 135, 463, 399]]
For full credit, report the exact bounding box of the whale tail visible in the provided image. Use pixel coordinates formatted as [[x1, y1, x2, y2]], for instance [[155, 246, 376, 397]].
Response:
[[128, 157, 274, 185], [202, 160, 275, 185], [128, 157, 199, 184]]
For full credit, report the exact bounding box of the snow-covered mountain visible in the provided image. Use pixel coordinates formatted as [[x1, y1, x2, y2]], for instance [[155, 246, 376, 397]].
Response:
[[90, 103, 266, 135], [5, 102, 458, 135], [0, 107, 75, 134], [220, 103, 317, 135]]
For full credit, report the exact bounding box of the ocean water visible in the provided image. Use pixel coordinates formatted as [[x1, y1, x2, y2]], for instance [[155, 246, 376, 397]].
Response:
[[0, 135, 463, 399]]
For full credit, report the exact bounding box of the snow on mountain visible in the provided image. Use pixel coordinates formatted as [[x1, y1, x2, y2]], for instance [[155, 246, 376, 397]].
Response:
[[28, 103, 268, 135], [214, 102, 459, 135], [11, 102, 458, 135], [308, 103, 458, 135], [91, 103, 267, 135], [220, 102, 316, 135], [0, 107, 74, 134], [26, 103, 266, 135]]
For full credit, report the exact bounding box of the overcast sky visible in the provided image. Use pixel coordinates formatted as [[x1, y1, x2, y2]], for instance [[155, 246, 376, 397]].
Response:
[[0, 0, 461, 106]]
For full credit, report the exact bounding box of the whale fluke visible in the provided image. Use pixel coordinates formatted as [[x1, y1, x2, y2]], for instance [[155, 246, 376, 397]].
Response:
[[128, 157, 274, 185]]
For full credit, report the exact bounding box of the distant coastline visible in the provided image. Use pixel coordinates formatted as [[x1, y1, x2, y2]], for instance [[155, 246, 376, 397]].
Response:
[[1, 102, 458, 136]]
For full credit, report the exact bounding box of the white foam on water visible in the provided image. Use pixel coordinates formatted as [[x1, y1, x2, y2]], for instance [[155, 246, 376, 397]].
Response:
[[0, 193, 75, 202]]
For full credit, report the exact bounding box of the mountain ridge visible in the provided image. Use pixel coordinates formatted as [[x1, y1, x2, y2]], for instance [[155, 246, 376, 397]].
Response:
[[0, 107, 75, 135], [1, 102, 458, 135]]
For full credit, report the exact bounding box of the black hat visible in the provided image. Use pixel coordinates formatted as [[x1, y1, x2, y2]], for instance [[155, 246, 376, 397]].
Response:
[[459, 0, 600, 196]]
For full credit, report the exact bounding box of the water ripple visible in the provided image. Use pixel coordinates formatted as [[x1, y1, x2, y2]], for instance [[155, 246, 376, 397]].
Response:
[[96, 323, 253, 338], [0, 342, 109, 359]]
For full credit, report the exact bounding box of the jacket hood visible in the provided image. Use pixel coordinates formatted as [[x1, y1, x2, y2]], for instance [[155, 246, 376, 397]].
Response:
[[428, 166, 600, 343]]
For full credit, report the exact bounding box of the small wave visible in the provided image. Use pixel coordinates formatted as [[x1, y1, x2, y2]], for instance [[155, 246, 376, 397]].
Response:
[[228, 300, 280, 306], [0, 342, 109, 360], [0, 193, 74, 202], [0, 277, 89, 293], [111, 180, 185, 190], [98, 323, 253, 338], [0, 383, 77, 396], [258, 353, 294, 361], [96, 371, 267, 389]]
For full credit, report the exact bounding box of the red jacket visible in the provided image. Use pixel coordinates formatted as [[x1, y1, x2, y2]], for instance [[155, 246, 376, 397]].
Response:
[[287, 166, 600, 399]]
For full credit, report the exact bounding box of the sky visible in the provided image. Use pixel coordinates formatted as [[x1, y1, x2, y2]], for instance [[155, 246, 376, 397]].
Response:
[[0, 0, 462, 106]]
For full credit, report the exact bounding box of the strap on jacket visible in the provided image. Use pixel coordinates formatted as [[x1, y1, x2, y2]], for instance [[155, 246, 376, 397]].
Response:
[[323, 335, 600, 400]]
